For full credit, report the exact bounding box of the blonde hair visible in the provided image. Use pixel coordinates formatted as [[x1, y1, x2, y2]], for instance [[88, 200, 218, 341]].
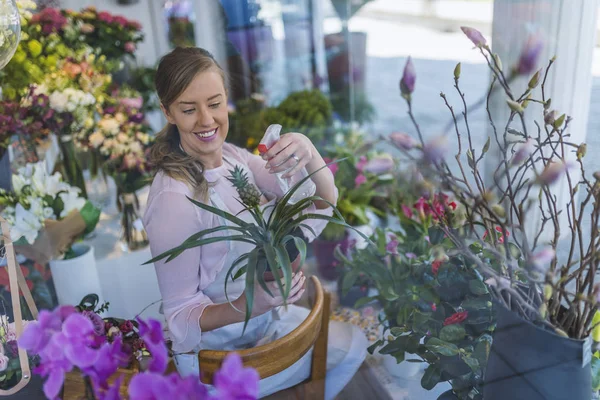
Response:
[[150, 47, 227, 200]]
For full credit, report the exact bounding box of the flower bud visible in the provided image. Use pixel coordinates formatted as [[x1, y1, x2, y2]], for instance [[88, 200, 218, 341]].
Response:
[[491, 204, 506, 218], [493, 53, 503, 72], [390, 132, 417, 151], [516, 34, 544, 75], [400, 57, 416, 96], [528, 69, 542, 89], [506, 99, 524, 114], [576, 143, 587, 160], [460, 26, 487, 48], [544, 110, 556, 126], [553, 114, 566, 130], [510, 138, 535, 166], [454, 62, 461, 80]]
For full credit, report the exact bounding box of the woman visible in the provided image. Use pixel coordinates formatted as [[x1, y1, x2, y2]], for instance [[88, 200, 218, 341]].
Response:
[[143, 47, 367, 399]]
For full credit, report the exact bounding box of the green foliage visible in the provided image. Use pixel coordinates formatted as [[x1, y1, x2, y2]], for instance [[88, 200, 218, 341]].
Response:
[[339, 204, 500, 399], [228, 90, 333, 151]]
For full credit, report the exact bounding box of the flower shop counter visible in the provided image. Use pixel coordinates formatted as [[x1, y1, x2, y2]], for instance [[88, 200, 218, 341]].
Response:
[[82, 184, 163, 323]]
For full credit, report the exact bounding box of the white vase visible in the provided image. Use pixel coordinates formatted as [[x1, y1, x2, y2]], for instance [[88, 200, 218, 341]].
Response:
[[381, 353, 422, 379], [49, 243, 104, 307]]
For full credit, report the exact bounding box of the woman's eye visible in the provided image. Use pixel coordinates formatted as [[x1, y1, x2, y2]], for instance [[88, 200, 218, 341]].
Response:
[[209, 103, 221, 109], [183, 109, 195, 114]]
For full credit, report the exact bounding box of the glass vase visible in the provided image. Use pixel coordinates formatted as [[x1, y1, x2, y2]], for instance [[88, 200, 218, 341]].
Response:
[[119, 193, 148, 252], [57, 134, 87, 198]]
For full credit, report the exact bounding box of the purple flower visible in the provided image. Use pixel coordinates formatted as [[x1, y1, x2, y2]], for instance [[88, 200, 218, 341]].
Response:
[[136, 318, 168, 374], [517, 34, 544, 75], [96, 374, 124, 400], [390, 132, 417, 151], [85, 338, 130, 390], [212, 353, 259, 400], [128, 372, 208, 400], [460, 26, 487, 48], [405, 252, 417, 260], [82, 311, 106, 337], [422, 135, 448, 164], [354, 174, 367, 188], [18, 307, 66, 354], [363, 156, 394, 175], [510, 139, 535, 166], [385, 233, 399, 255], [538, 161, 573, 185], [6, 340, 18, 357], [355, 156, 368, 172], [400, 57, 416, 96], [56, 314, 99, 368]]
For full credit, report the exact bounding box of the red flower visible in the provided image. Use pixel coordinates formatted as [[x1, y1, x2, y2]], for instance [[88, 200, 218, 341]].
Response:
[[0, 265, 33, 294], [431, 303, 437, 312], [483, 226, 510, 244], [443, 311, 468, 326], [431, 260, 442, 276], [120, 320, 134, 334], [401, 204, 413, 219]]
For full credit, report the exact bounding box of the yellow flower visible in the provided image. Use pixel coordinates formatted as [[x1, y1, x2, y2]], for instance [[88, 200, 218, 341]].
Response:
[[84, 118, 95, 129], [3, 87, 16, 100], [13, 48, 26, 63], [96, 95, 105, 105], [247, 137, 256, 147]]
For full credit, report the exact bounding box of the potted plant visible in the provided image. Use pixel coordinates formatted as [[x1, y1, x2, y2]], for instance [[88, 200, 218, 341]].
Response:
[[314, 131, 392, 280], [340, 193, 496, 399], [388, 26, 600, 399], [147, 164, 363, 331], [17, 303, 259, 399], [0, 161, 101, 306]]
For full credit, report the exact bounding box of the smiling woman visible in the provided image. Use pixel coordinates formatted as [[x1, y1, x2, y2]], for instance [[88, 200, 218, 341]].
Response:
[[143, 46, 367, 399]]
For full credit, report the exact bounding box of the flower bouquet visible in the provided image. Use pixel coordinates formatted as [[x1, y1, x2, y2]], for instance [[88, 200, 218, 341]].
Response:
[[0, 314, 38, 391], [0, 161, 100, 264], [18, 304, 259, 399], [147, 163, 365, 331], [385, 26, 600, 399], [88, 111, 153, 251]]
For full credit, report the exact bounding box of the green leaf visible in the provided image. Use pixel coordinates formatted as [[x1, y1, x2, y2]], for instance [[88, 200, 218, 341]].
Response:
[[186, 195, 250, 228], [508, 242, 522, 259], [481, 137, 491, 156], [380, 336, 408, 355], [474, 334, 493, 369], [461, 297, 492, 310], [592, 355, 600, 392], [367, 340, 383, 355], [80, 201, 101, 234], [341, 270, 360, 295], [145, 235, 256, 264], [242, 248, 259, 334], [232, 265, 247, 281], [421, 365, 442, 390], [354, 296, 378, 308], [425, 338, 459, 356], [390, 327, 405, 337], [440, 324, 466, 342], [468, 279, 489, 295], [462, 355, 480, 373], [274, 243, 293, 300]]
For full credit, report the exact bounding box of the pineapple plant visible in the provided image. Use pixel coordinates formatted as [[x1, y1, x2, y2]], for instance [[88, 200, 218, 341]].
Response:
[[146, 161, 370, 332], [226, 165, 262, 208]]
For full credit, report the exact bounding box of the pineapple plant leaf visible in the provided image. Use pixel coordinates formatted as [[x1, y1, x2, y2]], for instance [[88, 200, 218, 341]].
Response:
[[145, 159, 373, 332]]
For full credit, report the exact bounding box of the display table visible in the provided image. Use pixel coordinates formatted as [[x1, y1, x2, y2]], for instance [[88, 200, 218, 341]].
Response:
[[82, 183, 163, 323]]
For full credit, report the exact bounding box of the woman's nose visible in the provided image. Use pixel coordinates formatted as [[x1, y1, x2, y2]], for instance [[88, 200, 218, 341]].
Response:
[[198, 108, 215, 127]]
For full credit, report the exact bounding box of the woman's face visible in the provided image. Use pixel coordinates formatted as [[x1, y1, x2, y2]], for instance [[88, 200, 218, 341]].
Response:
[[161, 69, 229, 168]]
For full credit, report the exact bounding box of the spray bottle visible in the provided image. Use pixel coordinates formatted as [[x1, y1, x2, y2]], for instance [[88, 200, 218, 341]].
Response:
[[258, 124, 316, 204]]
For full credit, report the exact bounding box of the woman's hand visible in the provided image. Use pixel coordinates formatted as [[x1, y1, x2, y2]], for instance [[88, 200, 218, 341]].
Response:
[[262, 133, 316, 178], [236, 271, 306, 318]]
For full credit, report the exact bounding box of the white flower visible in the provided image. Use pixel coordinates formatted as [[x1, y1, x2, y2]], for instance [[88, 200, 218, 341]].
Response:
[[49, 91, 68, 112], [27, 196, 46, 218], [11, 203, 43, 244], [59, 191, 86, 218], [11, 173, 29, 195], [0, 354, 8, 372], [88, 131, 106, 148]]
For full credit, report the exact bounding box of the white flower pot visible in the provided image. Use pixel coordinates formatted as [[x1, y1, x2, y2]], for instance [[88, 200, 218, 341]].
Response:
[[49, 243, 104, 307], [381, 352, 422, 379]]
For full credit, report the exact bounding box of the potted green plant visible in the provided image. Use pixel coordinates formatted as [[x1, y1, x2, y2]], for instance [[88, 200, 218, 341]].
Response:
[[147, 164, 362, 331], [388, 26, 600, 399], [339, 192, 497, 399]]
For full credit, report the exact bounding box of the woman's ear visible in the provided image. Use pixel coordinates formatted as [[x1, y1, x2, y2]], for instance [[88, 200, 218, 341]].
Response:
[[160, 103, 175, 125]]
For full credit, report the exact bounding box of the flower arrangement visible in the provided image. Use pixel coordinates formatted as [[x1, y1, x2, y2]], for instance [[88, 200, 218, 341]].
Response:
[[17, 305, 259, 399], [0, 161, 100, 259], [320, 132, 393, 240], [0, 314, 37, 391], [67, 6, 144, 61]]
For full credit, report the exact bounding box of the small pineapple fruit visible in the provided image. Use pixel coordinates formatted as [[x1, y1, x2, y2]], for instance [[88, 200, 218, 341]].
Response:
[[227, 166, 262, 207]]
